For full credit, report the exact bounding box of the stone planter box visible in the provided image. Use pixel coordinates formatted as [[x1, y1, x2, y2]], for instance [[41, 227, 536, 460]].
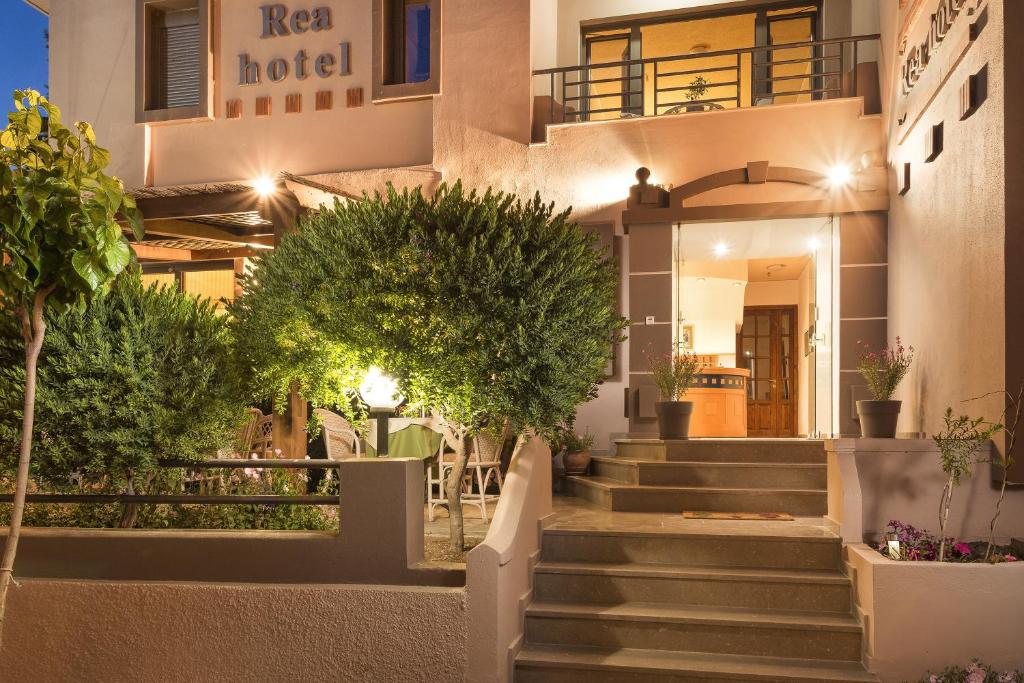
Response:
[[846, 544, 1024, 682]]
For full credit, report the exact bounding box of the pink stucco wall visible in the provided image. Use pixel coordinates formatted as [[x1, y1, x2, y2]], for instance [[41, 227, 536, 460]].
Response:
[[1, 579, 468, 682]]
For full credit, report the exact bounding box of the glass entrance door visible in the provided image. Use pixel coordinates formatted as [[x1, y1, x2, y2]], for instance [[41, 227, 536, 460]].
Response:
[[809, 217, 837, 437]]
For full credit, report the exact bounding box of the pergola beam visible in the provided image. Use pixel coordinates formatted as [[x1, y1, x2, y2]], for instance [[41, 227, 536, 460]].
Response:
[[135, 190, 263, 220], [143, 219, 273, 245], [132, 244, 191, 261]]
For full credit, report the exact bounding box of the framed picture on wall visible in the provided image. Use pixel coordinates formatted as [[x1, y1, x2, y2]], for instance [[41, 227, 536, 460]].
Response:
[[682, 324, 695, 351]]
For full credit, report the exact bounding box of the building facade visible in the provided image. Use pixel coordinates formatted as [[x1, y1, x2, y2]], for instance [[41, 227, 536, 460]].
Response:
[[38, 0, 1021, 477]]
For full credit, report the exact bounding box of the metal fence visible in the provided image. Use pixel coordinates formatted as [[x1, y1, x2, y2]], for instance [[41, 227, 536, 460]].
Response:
[[533, 33, 880, 124], [0, 459, 341, 507]]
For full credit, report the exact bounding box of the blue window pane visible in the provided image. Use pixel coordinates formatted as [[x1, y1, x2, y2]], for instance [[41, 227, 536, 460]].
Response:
[[405, 4, 431, 83]]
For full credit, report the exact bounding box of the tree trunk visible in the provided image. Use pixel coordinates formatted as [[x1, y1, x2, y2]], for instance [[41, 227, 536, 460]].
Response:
[[0, 289, 51, 648], [445, 434, 469, 553], [118, 473, 139, 529], [986, 387, 1020, 562], [937, 476, 954, 562]]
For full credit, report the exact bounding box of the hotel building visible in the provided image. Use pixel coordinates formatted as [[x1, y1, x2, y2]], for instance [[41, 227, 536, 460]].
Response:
[[33, 0, 1022, 478]]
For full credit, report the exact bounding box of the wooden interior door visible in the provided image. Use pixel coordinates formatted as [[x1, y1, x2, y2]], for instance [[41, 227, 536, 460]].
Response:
[[737, 306, 797, 437]]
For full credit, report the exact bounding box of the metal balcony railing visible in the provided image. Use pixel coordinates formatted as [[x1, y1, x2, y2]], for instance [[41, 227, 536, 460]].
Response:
[[533, 33, 880, 125]]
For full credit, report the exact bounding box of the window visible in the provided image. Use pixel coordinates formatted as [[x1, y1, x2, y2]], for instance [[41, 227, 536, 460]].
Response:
[[373, 0, 440, 102], [136, 0, 211, 123]]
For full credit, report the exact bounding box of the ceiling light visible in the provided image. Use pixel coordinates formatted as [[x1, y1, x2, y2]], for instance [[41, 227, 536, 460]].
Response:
[[808, 236, 821, 251], [253, 176, 277, 197], [766, 263, 785, 272], [825, 164, 853, 189], [713, 242, 730, 257], [696, 277, 707, 283]]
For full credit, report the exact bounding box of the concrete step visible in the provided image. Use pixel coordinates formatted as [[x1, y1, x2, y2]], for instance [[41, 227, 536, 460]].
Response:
[[516, 645, 879, 683], [615, 439, 826, 464], [524, 601, 864, 662], [533, 561, 852, 613], [592, 457, 828, 489], [541, 528, 842, 571], [566, 476, 828, 516]]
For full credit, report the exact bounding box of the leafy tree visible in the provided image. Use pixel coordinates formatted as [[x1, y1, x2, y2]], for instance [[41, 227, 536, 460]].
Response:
[[0, 89, 142, 641], [231, 183, 625, 550], [0, 269, 249, 526]]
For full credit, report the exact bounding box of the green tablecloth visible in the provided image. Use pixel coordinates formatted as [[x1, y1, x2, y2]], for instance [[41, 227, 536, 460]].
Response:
[[364, 425, 443, 460]]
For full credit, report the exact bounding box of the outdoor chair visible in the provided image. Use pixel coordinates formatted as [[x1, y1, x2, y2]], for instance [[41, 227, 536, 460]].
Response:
[[242, 409, 275, 459], [313, 408, 362, 459], [426, 431, 505, 524]]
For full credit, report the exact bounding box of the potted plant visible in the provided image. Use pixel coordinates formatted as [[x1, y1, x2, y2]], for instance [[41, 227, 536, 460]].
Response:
[[856, 337, 914, 438], [685, 75, 709, 111], [648, 350, 705, 439], [548, 421, 594, 476]]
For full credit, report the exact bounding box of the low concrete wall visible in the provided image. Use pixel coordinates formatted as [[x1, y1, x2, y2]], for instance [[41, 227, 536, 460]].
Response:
[[1, 579, 467, 682], [0, 458, 460, 586], [466, 435, 553, 683], [847, 544, 1024, 682], [826, 438, 1024, 544]]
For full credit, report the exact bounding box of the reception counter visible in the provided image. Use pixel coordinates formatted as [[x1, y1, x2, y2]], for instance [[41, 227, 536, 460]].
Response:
[[687, 367, 750, 437]]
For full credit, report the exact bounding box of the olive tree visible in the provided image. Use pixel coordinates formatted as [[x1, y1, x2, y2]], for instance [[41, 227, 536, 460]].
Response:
[[231, 183, 625, 550], [0, 90, 142, 640], [0, 269, 248, 528]]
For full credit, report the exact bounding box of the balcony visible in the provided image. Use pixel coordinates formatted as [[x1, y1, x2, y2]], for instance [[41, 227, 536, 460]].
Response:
[[531, 34, 880, 138]]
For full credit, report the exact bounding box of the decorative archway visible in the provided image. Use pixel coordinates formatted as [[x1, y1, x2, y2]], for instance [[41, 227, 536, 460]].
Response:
[[669, 161, 826, 207]]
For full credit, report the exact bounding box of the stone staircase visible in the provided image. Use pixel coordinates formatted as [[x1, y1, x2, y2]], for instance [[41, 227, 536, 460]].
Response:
[[566, 439, 828, 516], [515, 439, 877, 683]]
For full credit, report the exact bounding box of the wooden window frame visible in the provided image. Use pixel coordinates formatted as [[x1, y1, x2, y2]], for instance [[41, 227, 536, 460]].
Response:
[[372, 0, 441, 103], [135, 0, 213, 124]]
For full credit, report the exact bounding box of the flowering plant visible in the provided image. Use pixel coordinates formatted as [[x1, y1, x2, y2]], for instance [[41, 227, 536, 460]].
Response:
[[919, 659, 1022, 683], [877, 520, 1018, 563], [858, 337, 914, 400], [647, 348, 704, 401]]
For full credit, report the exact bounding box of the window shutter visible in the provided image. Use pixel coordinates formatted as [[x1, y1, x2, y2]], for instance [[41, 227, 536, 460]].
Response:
[[156, 12, 200, 109]]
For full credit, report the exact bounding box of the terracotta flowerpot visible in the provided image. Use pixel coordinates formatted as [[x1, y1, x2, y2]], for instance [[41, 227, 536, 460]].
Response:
[[563, 449, 592, 476], [656, 401, 694, 440], [857, 400, 902, 438]]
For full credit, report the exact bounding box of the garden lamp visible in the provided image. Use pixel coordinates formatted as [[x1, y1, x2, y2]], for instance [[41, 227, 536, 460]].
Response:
[[359, 367, 403, 456], [885, 532, 902, 560]]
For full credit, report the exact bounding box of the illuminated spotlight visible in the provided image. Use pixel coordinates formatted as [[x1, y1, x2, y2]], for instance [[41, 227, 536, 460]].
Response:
[[253, 176, 277, 197], [807, 236, 821, 252], [825, 164, 853, 189], [712, 242, 730, 257]]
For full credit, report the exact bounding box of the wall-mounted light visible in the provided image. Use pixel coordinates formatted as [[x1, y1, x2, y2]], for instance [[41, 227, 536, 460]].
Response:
[[825, 164, 853, 189], [253, 175, 277, 197]]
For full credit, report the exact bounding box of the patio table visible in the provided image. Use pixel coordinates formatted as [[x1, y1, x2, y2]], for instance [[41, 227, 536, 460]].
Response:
[[363, 417, 444, 460]]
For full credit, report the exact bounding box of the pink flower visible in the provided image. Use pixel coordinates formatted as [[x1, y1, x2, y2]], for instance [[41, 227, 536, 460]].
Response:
[[954, 542, 971, 557], [1005, 554, 1018, 562]]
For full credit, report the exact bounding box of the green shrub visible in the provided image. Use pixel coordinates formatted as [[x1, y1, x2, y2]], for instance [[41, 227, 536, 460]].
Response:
[[0, 269, 248, 494]]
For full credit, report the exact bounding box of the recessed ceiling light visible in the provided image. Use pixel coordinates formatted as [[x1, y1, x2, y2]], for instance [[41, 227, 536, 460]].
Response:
[[696, 277, 707, 283], [713, 242, 729, 257], [766, 263, 786, 272]]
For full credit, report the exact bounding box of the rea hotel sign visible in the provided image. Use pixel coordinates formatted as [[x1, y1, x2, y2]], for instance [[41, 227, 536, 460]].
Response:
[[901, 0, 968, 94], [239, 4, 351, 85]]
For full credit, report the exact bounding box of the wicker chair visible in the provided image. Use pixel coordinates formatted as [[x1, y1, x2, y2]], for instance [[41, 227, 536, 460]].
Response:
[[313, 408, 361, 459], [426, 430, 505, 523]]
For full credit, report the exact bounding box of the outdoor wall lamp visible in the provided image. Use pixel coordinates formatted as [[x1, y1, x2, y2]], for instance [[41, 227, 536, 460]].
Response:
[[825, 164, 853, 189], [359, 367, 403, 457], [252, 175, 277, 197]]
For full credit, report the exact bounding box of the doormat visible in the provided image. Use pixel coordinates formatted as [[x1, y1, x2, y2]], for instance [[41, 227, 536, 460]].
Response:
[[683, 511, 794, 521]]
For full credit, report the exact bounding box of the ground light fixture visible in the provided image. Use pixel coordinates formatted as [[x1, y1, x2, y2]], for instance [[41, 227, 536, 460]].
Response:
[[825, 164, 853, 189], [359, 367, 403, 457], [252, 175, 277, 197]]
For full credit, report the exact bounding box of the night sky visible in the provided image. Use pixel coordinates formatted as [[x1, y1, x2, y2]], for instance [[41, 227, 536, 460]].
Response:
[[0, 1, 49, 108]]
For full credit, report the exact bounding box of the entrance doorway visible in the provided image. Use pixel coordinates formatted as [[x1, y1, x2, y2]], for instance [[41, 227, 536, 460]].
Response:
[[673, 216, 837, 438], [738, 305, 797, 437]]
